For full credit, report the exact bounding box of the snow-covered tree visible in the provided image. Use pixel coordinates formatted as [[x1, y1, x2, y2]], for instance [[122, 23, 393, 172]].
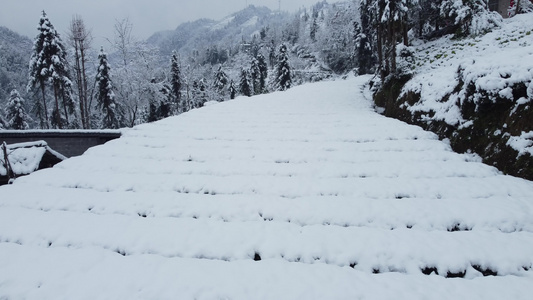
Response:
[[229, 80, 237, 100], [27, 11, 52, 128], [273, 44, 291, 91], [354, 20, 375, 75], [27, 11, 75, 129], [239, 68, 252, 97], [256, 54, 268, 93], [440, 0, 502, 37], [68, 15, 92, 129], [95, 47, 121, 129], [509, 0, 533, 15], [191, 79, 208, 108], [144, 78, 172, 122], [110, 18, 165, 127], [250, 54, 268, 95], [250, 57, 261, 96], [213, 65, 228, 101], [4, 89, 31, 130], [170, 51, 182, 113]]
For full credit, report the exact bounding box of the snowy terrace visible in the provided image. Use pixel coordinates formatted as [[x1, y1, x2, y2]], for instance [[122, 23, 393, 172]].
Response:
[[0, 76, 532, 299]]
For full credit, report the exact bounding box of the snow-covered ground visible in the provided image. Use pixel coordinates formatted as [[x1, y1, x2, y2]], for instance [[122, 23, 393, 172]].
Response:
[[1, 76, 533, 299]]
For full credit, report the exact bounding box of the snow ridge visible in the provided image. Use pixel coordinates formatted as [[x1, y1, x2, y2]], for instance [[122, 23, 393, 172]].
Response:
[[1, 76, 533, 299]]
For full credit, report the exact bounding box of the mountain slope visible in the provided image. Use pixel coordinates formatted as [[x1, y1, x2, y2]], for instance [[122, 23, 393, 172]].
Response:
[[147, 5, 284, 57], [0, 26, 32, 103], [1, 76, 533, 299]]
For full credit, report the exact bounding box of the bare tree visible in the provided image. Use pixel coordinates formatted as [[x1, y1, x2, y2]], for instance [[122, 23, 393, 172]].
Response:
[[111, 18, 135, 69], [68, 15, 93, 129]]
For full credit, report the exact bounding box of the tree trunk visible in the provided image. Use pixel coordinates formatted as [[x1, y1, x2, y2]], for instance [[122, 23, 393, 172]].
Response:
[[54, 86, 62, 129], [73, 42, 86, 129], [40, 82, 49, 129], [80, 47, 90, 128]]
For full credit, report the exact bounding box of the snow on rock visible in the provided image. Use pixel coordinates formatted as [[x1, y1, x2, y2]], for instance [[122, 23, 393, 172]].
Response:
[[1, 76, 533, 299]]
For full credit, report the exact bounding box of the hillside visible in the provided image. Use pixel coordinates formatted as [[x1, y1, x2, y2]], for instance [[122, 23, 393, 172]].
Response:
[[0, 26, 32, 104], [374, 12, 533, 180], [1, 76, 532, 299], [147, 5, 286, 57]]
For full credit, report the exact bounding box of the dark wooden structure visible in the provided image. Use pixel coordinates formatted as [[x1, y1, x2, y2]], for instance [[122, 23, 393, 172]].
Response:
[[0, 130, 121, 158]]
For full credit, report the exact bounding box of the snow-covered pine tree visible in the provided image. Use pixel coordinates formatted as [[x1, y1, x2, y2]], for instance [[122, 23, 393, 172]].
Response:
[[257, 54, 268, 93], [250, 57, 261, 95], [213, 65, 228, 101], [440, 0, 502, 37], [353, 20, 374, 75], [362, 0, 414, 80], [27, 11, 74, 129], [274, 44, 291, 91], [95, 47, 121, 129], [239, 68, 252, 97], [170, 51, 182, 113], [27, 11, 54, 129], [191, 79, 208, 108], [229, 80, 237, 100], [4, 89, 31, 130], [159, 83, 173, 119]]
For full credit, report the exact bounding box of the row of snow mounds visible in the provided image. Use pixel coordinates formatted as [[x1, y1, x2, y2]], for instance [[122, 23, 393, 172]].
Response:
[[1, 75, 533, 299]]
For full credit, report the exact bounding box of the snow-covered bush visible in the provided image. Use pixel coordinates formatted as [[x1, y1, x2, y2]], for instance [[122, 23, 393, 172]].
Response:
[[396, 44, 416, 77], [4, 89, 31, 130], [440, 0, 502, 37]]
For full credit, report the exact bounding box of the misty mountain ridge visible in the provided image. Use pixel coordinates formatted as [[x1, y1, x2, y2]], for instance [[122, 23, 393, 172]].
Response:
[[147, 5, 289, 57], [0, 26, 32, 102]]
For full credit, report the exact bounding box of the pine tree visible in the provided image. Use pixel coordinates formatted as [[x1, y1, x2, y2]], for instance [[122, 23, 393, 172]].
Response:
[[274, 44, 291, 91], [27, 11, 74, 129], [257, 54, 268, 94], [440, 0, 501, 37], [27, 11, 53, 129], [229, 80, 237, 100], [213, 65, 228, 101], [354, 20, 375, 75], [170, 51, 182, 113], [4, 89, 31, 130], [191, 79, 208, 108], [250, 57, 261, 95], [239, 68, 252, 97], [95, 47, 120, 129]]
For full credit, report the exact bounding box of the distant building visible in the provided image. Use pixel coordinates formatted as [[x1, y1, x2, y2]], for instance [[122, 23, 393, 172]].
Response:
[[0, 141, 66, 185]]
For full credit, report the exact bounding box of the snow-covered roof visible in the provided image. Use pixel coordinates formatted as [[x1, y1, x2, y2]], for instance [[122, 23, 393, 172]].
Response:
[[0, 76, 532, 299], [0, 140, 66, 177]]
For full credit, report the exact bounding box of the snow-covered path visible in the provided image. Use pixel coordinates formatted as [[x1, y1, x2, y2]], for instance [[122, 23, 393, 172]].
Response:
[[1, 76, 533, 299]]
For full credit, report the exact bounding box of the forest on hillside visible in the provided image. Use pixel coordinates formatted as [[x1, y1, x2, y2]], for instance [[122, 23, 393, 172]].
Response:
[[0, 0, 532, 131]]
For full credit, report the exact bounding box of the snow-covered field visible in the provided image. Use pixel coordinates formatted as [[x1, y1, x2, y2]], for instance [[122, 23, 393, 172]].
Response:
[[1, 76, 533, 299]]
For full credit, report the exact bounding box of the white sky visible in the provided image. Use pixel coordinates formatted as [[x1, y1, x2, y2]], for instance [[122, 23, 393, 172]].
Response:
[[0, 0, 342, 46]]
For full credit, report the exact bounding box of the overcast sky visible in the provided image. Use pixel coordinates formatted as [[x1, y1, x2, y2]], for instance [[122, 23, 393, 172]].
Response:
[[0, 0, 341, 46]]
